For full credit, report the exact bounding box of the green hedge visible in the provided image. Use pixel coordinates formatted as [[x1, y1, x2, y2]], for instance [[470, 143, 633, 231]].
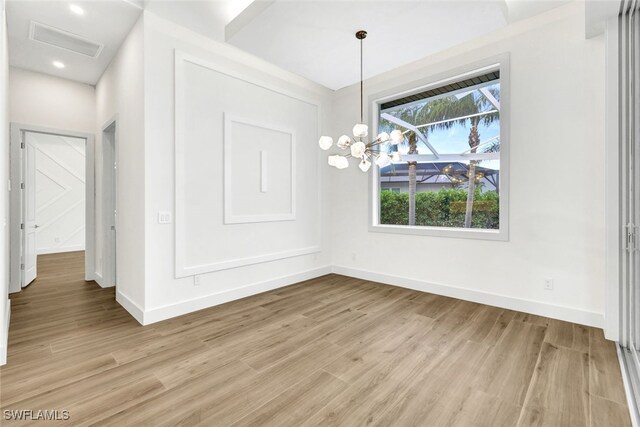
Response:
[[380, 188, 499, 229]]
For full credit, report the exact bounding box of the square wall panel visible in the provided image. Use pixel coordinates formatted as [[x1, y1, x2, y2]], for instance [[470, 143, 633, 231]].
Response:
[[224, 115, 295, 224]]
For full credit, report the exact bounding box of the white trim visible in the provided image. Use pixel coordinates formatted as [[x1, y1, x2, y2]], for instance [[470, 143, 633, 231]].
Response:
[[605, 17, 621, 341], [0, 300, 10, 366], [37, 245, 84, 255], [179, 246, 321, 278], [9, 123, 96, 292], [142, 265, 331, 325], [332, 265, 604, 328], [100, 116, 118, 289], [9, 124, 22, 293], [368, 53, 510, 242], [93, 272, 111, 288], [370, 224, 506, 241], [115, 289, 144, 325], [617, 344, 640, 427], [174, 50, 322, 279], [223, 113, 296, 224]]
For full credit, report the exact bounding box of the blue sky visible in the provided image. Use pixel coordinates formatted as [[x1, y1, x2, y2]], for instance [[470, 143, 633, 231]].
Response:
[[380, 82, 501, 171], [426, 120, 500, 155]]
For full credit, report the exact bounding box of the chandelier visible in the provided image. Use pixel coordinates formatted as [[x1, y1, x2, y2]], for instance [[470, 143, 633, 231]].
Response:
[[318, 30, 403, 171]]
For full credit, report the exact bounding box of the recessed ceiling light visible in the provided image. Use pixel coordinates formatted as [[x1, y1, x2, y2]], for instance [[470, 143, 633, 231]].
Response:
[[52, 61, 65, 69], [69, 4, 84, 15]]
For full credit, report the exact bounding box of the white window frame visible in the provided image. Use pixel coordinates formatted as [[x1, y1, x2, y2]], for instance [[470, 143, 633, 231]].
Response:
[[368, 54, 510, 241]]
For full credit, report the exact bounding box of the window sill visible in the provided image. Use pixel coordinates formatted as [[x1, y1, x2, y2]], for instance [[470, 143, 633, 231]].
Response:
[[369, 224, 508, 241]]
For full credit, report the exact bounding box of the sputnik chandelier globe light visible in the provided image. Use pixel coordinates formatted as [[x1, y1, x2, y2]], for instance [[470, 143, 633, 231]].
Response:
[[318, 30, 404, 171]]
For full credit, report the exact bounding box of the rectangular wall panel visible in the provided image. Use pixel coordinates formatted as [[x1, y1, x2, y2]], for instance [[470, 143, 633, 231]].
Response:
[[174, 52, 321, 278]]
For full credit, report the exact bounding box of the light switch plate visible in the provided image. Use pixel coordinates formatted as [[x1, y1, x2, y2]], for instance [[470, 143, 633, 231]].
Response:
[[158, 211, 172, 224]]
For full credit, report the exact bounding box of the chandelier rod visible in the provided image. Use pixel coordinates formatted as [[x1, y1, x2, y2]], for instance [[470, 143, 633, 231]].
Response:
[[360, 35, 363, 123], [356, 30, 367, 124]]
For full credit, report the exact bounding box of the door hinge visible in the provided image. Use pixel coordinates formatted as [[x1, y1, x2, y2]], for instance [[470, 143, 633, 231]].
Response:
[[20, 223, 24, 230], [20, 183, 25, 190], [20, 263, 24, 270], [626, 223, 638, 252], [20, 142, 25, 149]]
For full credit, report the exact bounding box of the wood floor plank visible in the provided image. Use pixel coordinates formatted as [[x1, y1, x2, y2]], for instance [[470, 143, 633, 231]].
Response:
[[61, 374, 166, 426], [590, 328, 628, 405], [472, 319, 546, 406], [99, 359, 258, 426], [0, 354, 118, 405], [175, 340, 346, 426], [590, 395, 632, 427], [0, 251, 630, 427], [545, 319, 589, 352], [231, 370, 349, 427], [241, 308, 365, 371], [408, 292, 460, 319], [323, 313, 433, 384], [518, 342, 589, 426], [371, 340, 496, 427], [303, 340, 440, 426], [4, 339, 206, 411]]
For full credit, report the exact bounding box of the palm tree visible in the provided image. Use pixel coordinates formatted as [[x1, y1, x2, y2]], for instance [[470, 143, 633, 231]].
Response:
[[464, 118, 481, 228], [416, 90, 498, 228], [379, 86, 499, 228], [407, 132, 418, 225], [379, 106, 422, 226]]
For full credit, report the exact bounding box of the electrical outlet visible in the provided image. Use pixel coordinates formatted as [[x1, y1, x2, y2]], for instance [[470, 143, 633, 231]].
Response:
[[544, 278, 554, 291], [158, 211, 172, 224], [194, 275, 201, 286], [351, 252, 357, 261], [54, 237, 60, 243]]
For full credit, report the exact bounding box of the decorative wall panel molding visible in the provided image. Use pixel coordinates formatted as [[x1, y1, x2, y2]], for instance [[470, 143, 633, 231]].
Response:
[[174, 51, 321, 278], [223, 114, 296, 224]]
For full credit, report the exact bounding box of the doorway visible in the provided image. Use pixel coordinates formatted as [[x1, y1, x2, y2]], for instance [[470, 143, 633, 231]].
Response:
[[101, 120, 117, 288], [9, 124, 95, 293]]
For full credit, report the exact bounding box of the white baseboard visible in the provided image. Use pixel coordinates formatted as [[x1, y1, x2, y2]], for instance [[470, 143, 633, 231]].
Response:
[[1, 299, 11, 366], [94, 272, 114, 289], [142, 266, 332, 325], [116, 290, 145, 325], [37, 245, 85, 255], [332, 265, 604, 328]]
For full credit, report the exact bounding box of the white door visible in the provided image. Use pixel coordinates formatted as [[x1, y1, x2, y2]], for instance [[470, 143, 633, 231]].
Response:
[[23, 133, 38, 286]]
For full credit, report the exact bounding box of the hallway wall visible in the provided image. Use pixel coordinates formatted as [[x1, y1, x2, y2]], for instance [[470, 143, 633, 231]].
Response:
[[8, 67, 95, 134], [0, 0, 9, 366]]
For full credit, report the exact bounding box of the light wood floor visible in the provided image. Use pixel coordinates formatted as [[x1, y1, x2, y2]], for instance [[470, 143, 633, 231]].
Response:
[[0, 251, 631, 426]]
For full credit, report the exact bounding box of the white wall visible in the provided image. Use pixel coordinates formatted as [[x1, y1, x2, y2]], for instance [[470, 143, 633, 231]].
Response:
[[8, 67, 95, 134], [95, 16, 145, 311], [329, 2, 606, 327], [139, 12, 332, 324], [24, 132, 86, 254], [0, 0, 9, 366]]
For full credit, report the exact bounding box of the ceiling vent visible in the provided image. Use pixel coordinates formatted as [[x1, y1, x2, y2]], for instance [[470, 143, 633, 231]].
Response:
[[29, 21, 103, 58]]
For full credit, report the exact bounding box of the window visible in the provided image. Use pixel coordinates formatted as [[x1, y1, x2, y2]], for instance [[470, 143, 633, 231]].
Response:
[[370, 59, 509, 240]]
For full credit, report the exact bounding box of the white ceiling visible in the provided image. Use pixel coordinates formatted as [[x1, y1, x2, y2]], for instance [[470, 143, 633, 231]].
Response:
[[5, 0, 572, 89], [6, 0, 143, 85], [226, 0, 571, 90]]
